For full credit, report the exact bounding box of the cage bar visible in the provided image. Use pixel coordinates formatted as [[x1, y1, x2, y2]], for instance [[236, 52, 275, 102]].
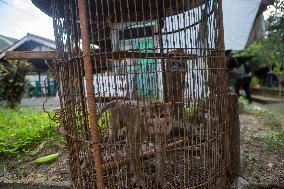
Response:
[[33, 0, 233, 188]]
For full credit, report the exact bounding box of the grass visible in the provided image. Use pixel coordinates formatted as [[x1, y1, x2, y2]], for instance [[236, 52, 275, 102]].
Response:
[[0, 108, 64, 158], [239, 97, 284, 151], [244, 154, 257, 167], [0, 107, 116, 158], [265, 123, 284, 151], [238, 96, 276, 118]]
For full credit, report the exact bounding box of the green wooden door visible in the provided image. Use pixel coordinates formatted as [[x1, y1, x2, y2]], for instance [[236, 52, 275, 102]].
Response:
[[133, 38, 156, 99]]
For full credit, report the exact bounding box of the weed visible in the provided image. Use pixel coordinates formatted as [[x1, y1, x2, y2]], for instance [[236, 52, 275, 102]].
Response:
[[265, 124, 284, 151], [244, 154, 257, 167], [0, 108, 64, 157], [250, 119, 284, 152], [239, 97, 284, 151]]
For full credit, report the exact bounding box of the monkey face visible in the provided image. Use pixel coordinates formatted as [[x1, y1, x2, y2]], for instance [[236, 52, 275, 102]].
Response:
[[147, 103, 173, 135]]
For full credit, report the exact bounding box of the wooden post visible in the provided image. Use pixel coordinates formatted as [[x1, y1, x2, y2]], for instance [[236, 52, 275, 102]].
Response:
[[229, 94, 242, 177], [77, 0, 105, 188]]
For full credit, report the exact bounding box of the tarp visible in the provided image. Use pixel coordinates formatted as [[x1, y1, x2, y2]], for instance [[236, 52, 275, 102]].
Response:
[[161, 0, 262, 50], [223, 0, 262, 50]]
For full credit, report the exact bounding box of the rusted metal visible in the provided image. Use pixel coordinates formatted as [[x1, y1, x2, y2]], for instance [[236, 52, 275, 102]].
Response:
[[77, 0, 105, 188], [5, 51, 57, 60], [32, 0, 207, 20], [42, 0, 234, 188], [4, 50, 201, 61], [91, 51, 199, 60]]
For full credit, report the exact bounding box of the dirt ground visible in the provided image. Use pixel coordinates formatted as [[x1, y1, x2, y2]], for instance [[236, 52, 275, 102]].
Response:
[[0, 148, 70, 185], [0, 103, 283, 187], [240, 103, 284, 188]]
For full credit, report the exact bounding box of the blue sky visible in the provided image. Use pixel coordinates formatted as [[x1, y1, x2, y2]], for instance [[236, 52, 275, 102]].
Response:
[[0, 0, 54, 40]]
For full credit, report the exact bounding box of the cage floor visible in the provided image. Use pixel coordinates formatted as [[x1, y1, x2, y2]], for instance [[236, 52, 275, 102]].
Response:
[[102, 147, 224, 189]]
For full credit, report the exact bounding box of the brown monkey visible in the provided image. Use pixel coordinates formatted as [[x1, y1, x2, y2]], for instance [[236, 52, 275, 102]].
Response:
[[99, 100, 173, 187]]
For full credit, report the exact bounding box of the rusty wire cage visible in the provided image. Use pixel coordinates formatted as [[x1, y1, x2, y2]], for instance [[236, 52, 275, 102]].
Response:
[[34, 0, 231, 188]]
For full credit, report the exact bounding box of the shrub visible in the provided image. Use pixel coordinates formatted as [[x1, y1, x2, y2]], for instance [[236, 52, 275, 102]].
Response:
[[250, 76, 260, 89], [0, 60, 29, 108]]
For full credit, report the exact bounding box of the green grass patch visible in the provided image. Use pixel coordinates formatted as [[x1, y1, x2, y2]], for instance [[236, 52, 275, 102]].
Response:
[[239, 97, 284, 151], [253, 123, 284, 152], [243, 154, 257, 167], [0, 108, 63, 157], [265, 123, 284, 151], [238, 96, 276, 118]]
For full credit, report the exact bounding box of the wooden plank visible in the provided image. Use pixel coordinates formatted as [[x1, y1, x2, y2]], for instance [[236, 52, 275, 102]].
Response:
[[5, 50, 199, 61], [5, 51, 57, 60], [92, 51, 198, 60]]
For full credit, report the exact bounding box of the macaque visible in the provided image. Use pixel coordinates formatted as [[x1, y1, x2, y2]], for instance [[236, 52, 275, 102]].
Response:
[[99, 100, 173, 187]]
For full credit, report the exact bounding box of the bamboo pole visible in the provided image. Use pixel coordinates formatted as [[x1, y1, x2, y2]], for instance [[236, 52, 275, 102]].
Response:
[[77, 0, 105, 188]]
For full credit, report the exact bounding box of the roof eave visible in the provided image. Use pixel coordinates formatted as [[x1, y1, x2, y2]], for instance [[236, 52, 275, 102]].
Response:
[[0, 34, 56, 59], [31, 0, 53, 17]]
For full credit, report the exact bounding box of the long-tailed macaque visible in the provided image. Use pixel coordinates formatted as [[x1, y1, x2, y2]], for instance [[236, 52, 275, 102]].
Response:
[[99, 100, 173, 187]]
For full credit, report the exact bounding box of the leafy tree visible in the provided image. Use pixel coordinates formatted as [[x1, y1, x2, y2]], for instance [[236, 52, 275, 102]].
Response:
[[0, 60, 29, 108], [233, 0, 284, 73], [263, 0, 284, 72]]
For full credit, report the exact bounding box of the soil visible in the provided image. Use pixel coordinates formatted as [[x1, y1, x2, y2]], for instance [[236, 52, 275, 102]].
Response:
[[0, 103, 283, 187], [0, 147, 70, 185]]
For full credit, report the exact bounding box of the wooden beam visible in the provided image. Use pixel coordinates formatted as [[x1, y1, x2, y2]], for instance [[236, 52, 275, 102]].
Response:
[[5, 51, 57, 60], [4, 50, 199, 61], [92, 51, 198, 60]]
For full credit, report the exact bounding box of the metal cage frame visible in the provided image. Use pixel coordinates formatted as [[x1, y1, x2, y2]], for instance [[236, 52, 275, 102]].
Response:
[[36, 0, 237, 188]]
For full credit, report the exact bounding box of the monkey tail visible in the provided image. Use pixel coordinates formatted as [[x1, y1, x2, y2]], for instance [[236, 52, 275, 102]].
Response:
[[100, 100, 120, 112], [96, 100, 121, 120]]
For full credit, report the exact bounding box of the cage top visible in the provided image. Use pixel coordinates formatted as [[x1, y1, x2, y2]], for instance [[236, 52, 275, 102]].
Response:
[[32, 0, 206, 22]]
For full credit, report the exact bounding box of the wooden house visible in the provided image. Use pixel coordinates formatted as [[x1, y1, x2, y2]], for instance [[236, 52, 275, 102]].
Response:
[[0, 33, 57, 97]]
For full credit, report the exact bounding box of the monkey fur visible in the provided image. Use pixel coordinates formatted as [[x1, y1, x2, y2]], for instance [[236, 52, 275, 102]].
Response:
[[99, 100, 173, 187]]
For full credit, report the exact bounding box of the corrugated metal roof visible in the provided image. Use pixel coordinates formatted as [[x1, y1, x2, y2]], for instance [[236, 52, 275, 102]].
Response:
[[0, 35, 18, 53]]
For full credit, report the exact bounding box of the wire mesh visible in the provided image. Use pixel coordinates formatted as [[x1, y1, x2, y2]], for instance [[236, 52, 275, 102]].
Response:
[[49, 0, 231, 188]]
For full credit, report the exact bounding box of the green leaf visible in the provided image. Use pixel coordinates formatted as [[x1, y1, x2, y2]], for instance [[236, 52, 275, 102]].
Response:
[[34, 153, 59, 164]]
